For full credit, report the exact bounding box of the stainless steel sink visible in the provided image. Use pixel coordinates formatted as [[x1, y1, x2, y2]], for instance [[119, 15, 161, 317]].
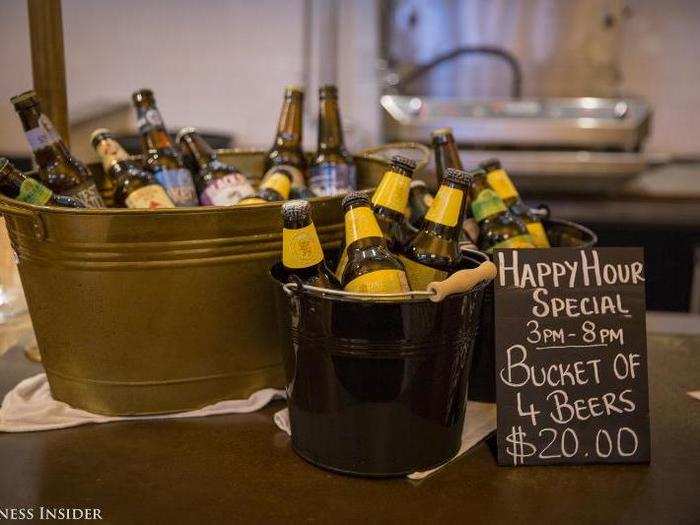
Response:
[[382, 95, 652, 152]]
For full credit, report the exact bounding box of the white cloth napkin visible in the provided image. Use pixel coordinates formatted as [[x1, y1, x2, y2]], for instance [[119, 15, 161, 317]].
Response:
[[0, 373, 285, 432], [274, 401, 497, 480]]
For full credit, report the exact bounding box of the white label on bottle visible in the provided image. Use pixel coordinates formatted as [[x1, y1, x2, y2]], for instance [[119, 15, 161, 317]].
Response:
[[24, 114, 61, 151], [200, 173, 254, 206], [125, 184, 175, 209], [137, 108, 164, 132], [154, 168, 198, 206], [308, 162, 355, 196]]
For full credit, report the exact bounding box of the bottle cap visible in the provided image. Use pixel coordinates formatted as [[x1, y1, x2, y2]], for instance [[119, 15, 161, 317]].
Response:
[[390, 155, 417, 175], [342, 191, 370, 210], [319, 85, 338, 98], [430, 127, 454, 144], [175, 127, 197, 144], [478, 158, 502, 172], [284, 85, 304, 96], [10, 90, 40, 111], [90, 128, 113, 148], [281, 199, 311, 221], [443, 167, 480, 187], [132, 88, 155, 104]]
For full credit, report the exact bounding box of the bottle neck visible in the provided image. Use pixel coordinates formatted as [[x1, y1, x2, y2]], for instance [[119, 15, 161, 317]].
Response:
[[135, 103, 174, 151], [282, 214, 325, 270], [180, 133, 216, 168], [0, 162, 28, 192], [422, 180, 469, 241], [93, 136, 130, 173], [317, 96, 344, 152], [274, 94, 303, 150], [344, 204, 383, 245], [470, 175, 508, 222], [371, 169, 412, 215], [433, 136, 463, 183], [16, 105, 73, 169]]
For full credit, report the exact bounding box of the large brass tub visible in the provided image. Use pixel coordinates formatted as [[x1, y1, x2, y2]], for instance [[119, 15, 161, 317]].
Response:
[[0, 146, 428, 415]]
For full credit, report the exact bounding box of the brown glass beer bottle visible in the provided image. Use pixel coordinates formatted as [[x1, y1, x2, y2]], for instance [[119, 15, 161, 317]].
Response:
[[0, 157, 83, 208]]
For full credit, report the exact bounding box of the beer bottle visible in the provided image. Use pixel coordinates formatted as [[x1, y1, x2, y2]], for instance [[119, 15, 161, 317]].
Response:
[[0, 157, 84, 208], [238, 166, 293, 205], [264, 86, 312, 199], [11, 90, 104, 208], [401, 168, 473, 290], [340, 192, 409, 293], [132, 89, 198, 207], [406, 180, 434, 228], [371, 155, 416, 250], [431, 127, 479, 243], [469, 168, 535, 253], [479, 158, 550, 248], [281, 200, 340, 289], [176, 127, 255, 206], [308, 85, 356, 196], [91, 129, 174, 209]]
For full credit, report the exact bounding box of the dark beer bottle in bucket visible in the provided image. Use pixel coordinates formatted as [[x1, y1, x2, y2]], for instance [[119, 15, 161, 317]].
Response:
[[308, 85, 356, 196], [371, 155, 417, 251], [400, 168, 473, 291], [264, 86, 313, 199], [0, 157, 83, 208], [132, 89, 198, 207], [11, 90, 104, 207], [406, 180, 434, 228], [340, 192, 409, 294], [479, 158, 550, 248], [238, 166, 293, 205], [91, 129, 174, 209], [469, 168, 535, 253], [281, 200, 340, 289], [176, 127, 255, 206]]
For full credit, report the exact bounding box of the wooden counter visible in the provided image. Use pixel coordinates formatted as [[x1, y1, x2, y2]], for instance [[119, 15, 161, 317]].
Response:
[[0, 313, 698, 523]]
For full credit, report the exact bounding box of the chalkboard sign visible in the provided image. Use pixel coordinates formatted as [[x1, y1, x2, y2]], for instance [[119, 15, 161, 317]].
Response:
[[494, 248, 650, 466]]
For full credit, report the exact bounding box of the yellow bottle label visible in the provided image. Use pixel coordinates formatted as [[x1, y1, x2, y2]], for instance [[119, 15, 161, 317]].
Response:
[[471, 189, 507, 222], [525, 222, 551, 248], [424, 186, 463, 227], [371, 170, 411, 213], [486, 168, 518, 202], [488, 234, 535, 253], [260, 172, 291, 199], [125, 184, 175, 209], [399, 255, 448, 291], [345, 206, 383, 243], [17, 178, 52, 205], [282, 223, 324, 269], [238, 197, 267, 205], [345, 269, 410, 294], [334, 247, 348, 280]]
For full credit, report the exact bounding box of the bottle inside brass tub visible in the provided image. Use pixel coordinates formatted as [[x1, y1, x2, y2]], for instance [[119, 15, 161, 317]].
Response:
[[340, 192, 410, 294], [281, 200, 340, 289]]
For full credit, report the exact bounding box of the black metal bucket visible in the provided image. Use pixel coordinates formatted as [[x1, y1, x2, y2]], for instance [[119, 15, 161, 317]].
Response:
[[467, 218, 598, 402], [270, 253, 489, 477]]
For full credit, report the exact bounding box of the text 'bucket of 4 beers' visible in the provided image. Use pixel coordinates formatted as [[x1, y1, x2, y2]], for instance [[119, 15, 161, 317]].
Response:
[[0, 89, 431, 415]]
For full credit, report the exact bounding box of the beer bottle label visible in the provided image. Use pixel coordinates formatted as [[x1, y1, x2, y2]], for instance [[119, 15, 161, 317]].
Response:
[[25, 115, 61, 151], [264, 165, 305, 189], [371, 170, 411, 213], [17, 178, 52, 206], [486, 168, 518, 201], [238, 196, 267, 205], [425, 186, 463, 227], [95, 136, 130, 173], [345, 206, 383, 242], [398, 255, 448, 291], [525, 222, 551, 248], [200, 173, 254, 206], [471, 189, 507, 222], [154, 168, 199, 206], [344, 269, 410, 294], [260, 172, 291, 199], [137, 108, 164, 134], [125, 184, 175, 209], [282, 223, 324, 269], [308, 162, 355, 197], [488, 234, 536, 252], [66, 181, 105, 208]]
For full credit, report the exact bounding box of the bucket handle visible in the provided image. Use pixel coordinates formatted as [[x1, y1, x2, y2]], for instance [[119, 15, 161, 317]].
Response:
[[357, 142, 431, 172], [282, 260, 497, 302], [0, 199, 46, 241]]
